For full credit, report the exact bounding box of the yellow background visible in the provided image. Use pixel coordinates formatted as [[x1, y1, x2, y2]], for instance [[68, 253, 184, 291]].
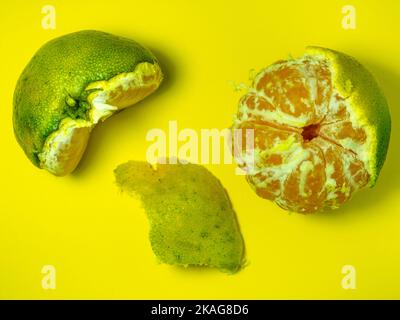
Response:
[[0, 0, 399, 299]]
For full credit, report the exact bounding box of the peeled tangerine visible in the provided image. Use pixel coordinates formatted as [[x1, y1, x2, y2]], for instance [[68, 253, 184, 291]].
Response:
[[233, 47, 391, 213], [13, 30, 162, 176], [114, 161, 244, 274]]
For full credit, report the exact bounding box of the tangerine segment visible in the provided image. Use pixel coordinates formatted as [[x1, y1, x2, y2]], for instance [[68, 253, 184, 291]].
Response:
[[248, 57, 332, 127], [233, 54, 371, 213], [234, 121, 301, 170]]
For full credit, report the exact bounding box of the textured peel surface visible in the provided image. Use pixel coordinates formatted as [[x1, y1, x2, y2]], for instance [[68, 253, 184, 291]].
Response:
[[114, 161, 244, 274], [13, 30, 162, 175], [233, 50, 389, 213]]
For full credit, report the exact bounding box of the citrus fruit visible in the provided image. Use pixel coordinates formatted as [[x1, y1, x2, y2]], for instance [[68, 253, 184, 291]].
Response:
[[232, 47, 391, 213], [13, 30, 162, 176], [114, 160, 244, 274]]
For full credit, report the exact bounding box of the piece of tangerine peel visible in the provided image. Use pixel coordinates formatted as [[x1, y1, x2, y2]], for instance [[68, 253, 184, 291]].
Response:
[[114, 161, 245, 274], [233, 47, 391, 213], [13, 30, 162, 176]]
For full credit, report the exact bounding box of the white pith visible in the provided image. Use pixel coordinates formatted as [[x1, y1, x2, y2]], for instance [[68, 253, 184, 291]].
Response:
[[38, 62, 162, 176], [38, 119, 91, 176], [327, 87, 371, 169]]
